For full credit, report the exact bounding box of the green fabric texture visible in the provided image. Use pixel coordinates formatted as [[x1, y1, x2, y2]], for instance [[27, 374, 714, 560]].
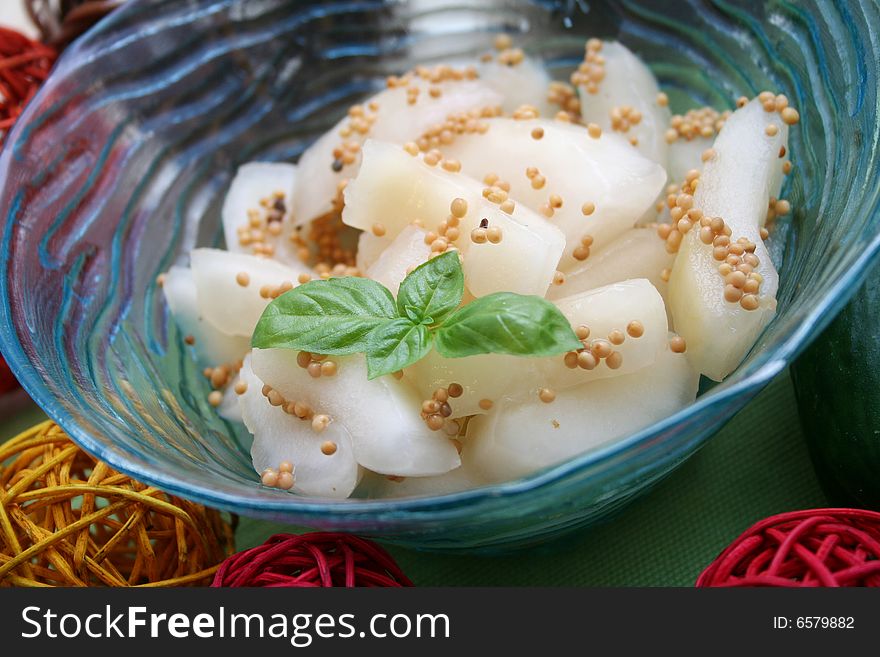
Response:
[[1, 369, 827, 586]]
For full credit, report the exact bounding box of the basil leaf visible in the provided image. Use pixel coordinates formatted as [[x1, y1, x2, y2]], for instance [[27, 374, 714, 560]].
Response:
[[365, 318, 433, 379], [403, 305, 423, 324], [434, 292, 582, 358], [396, 250, 463, 325], [252, 277, 397, 354]]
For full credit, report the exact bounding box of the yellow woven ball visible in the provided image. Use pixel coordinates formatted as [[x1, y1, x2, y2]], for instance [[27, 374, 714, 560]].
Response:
[[0, 421, 235, 587]]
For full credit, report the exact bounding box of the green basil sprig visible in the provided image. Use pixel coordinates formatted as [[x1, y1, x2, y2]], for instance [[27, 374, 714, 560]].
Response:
[[252, 251, 581, 379]]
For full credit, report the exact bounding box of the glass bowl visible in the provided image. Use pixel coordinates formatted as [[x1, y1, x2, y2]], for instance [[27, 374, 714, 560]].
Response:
[[1, 0, 878, 552]]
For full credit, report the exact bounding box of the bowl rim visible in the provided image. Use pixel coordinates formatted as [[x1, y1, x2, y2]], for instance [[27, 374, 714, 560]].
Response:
[[2, 0, 880, 522]]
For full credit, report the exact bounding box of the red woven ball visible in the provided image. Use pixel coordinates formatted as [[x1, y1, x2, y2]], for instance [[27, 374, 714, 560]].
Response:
[[0, 26, 56, 145], [211, 532, 413, 587], [0, 355, 18, 395], [697, 508, 880, 587], [1, 27, 54, 397]]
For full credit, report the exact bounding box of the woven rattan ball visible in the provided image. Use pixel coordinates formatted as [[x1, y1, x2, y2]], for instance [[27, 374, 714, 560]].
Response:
[[0, 421, 235, 587], [697, 508, 880, 587], [212, 533, 413, 587], [0, 25, 55, 145]]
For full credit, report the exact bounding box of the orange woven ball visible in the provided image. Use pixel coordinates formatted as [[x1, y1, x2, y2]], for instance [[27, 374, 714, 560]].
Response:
[[0, 421, 235, 587]]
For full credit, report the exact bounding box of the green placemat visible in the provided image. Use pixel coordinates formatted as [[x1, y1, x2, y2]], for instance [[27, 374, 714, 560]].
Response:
[[1, 369, 827, 585], [0, 400, 50, 439]]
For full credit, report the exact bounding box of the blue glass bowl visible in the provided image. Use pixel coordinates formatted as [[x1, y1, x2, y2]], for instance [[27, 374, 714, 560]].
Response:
[[1, 0, 878, 552]]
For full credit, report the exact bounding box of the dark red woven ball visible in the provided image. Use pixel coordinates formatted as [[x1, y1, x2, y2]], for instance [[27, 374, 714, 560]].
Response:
[[0, 26, 53, 393], [0, 26, 56, 145], [211, 532, 413, 587], [0, 355, 18, 395], [697, 508, 880, 587]]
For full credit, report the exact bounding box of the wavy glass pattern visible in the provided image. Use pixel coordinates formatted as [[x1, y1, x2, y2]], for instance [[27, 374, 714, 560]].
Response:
[[1, 0, 878, 551]]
